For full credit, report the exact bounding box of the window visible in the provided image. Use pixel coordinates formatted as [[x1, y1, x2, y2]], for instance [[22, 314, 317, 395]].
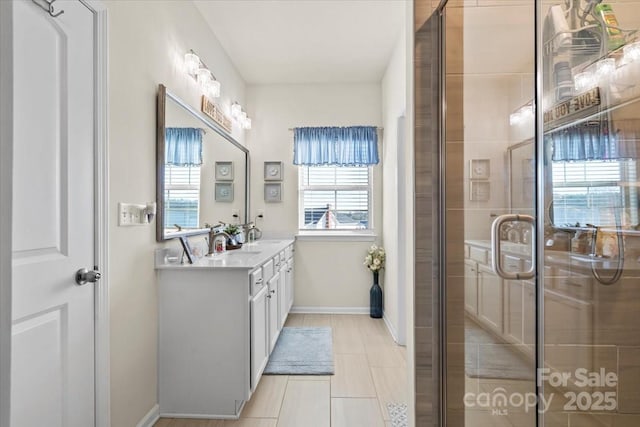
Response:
[[164, 164, 201, 229], [551, 159, 638, 227], [299, 165, 371, 230]]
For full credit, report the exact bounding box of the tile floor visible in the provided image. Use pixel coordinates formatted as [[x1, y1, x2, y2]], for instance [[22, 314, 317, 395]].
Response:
[[154, 313, 407, 427]]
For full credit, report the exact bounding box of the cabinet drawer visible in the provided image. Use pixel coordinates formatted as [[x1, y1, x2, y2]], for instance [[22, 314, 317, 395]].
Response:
[[554, 269, 592, 300], [502, 254, 523, 273], [285, 245, 293, 260], [262, 259, 274, 283], [279, 251, 286, 266], [469, 246, 489, 265], [250, 269, 264, 296]]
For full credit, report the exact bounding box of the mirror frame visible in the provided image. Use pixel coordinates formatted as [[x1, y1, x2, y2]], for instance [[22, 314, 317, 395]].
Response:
[[156, 84, 250, 242]]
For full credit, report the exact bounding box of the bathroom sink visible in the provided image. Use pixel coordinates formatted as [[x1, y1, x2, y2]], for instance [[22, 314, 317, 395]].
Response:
[[198, 251, 262, 266], [218, 251, 261, 259], [245, 240, 282, 245]]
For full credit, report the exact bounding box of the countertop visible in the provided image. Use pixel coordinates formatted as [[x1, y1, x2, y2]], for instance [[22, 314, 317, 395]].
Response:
[[155, 239, 295, 270], [465, 239, 640, 272]]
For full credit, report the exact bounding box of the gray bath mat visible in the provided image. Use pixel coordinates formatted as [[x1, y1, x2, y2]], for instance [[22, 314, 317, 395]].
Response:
[[387, 403, 408, 427], [465, 323, 534, 380], [264, 327, 334, 375]]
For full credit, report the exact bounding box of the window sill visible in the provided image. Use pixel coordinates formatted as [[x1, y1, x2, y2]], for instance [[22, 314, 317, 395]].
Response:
[[295, 231, 377, 242]]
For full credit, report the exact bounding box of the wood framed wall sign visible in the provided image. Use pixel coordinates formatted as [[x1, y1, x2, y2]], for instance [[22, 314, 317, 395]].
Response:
[[201, 96, 232, 133]]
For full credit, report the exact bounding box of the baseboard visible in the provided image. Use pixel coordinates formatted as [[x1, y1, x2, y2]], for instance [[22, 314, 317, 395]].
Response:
[[290, 306, 369, 315], [383, 312, 399, 344], [136, 404, 159, 427]]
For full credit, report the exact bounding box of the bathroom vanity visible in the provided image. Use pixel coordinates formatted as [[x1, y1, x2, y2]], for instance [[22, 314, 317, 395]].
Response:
[[155, 239, 295, 419]]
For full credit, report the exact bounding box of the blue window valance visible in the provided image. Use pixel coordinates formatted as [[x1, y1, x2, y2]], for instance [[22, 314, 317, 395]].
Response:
[[293, 126, 379, 166], [550, 119, 639, 162], [165, 127, 203, 166]]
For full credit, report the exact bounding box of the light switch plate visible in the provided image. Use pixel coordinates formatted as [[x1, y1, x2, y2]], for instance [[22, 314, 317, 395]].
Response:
[[118, 202, 148, 226]]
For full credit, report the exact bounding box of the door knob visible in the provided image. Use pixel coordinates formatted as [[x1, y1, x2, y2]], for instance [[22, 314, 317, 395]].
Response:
[[75, 268, 101, 286]]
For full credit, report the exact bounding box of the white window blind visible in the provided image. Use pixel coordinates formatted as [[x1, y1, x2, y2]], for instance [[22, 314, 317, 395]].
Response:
[[299, 165, 371, 230], [164, 164, 201, 229], [551, 160, 638, 226]]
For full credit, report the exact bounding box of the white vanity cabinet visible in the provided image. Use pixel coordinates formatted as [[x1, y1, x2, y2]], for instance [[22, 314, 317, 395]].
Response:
[[267, 269, 280, 352], [278, 252, 288, 329], [250, 269, 268, 393], [156, 240, 295, 419]]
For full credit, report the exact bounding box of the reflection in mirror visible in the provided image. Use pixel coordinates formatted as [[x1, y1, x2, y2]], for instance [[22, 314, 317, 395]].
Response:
[[157, 84, 249, 242]]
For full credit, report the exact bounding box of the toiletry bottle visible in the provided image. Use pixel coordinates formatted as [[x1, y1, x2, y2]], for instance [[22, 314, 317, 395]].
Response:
[[594, 4, 625, 51]]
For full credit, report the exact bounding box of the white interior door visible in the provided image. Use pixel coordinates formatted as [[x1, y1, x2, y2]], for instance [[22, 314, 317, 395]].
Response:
[[11, 1, 96, 426]]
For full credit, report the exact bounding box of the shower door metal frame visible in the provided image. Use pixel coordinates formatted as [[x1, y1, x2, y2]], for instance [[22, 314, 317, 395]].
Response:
[[435, 0, 545, 425]]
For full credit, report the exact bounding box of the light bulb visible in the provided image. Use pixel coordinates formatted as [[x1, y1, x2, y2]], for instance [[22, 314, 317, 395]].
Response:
[[196, 68, 212, 89], [623, 41, 640, 63], [243, 117, 252, 130], [207, 79, 221, 98], [595, 58, 616, 81], [574, 71, 596, 92], [184, 52, 200, 75], [231, 103, 242, 119], [509, 110, 523, 126]]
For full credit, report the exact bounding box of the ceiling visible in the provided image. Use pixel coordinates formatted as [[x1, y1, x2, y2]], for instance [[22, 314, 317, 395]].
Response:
[[194, 0, 406, 85]]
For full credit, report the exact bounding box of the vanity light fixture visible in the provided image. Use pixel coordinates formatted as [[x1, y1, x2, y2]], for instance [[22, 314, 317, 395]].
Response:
[[230, 101, 252, 130], [623, 41, 640, 63], [184, 51, 200, 75], [184, 49, 221, 98], [231, 102, 243, 119], [574, 71, 597, 92], [595, 58, 616, 82], [509, 101, 534, 126]]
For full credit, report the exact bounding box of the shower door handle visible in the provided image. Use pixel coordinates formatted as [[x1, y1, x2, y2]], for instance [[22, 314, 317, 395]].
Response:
[[491, 214, 536, 280]]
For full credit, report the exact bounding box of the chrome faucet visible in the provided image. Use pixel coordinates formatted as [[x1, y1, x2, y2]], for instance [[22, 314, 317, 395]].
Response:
[[205, 223, 231, 256]]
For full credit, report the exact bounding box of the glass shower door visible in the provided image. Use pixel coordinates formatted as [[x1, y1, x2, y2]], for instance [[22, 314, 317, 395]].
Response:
[[539, 1, 640, 425], [441, 1, 537, 426]]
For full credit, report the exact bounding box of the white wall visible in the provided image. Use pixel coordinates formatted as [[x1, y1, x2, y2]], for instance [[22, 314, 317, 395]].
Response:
[[245, 84, 383, 309], [106, 2, 246, 426], [381, 31, 407, 342], [0, 3, 13, 426]]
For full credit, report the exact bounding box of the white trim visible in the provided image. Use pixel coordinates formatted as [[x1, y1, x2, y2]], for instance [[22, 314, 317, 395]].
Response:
[[295, 232, 377, 242], [396, 114, 407, 346], [383, 312, 399, 343], [291, 306, 369, 315], [159, 412, 240, 420], [0, 2, 13, 426], [83, 2, 111, 427], [136, 404, 160, 427]]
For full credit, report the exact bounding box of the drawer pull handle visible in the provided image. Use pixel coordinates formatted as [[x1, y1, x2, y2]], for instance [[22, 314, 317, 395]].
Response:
[[255, 278, 263, 283]]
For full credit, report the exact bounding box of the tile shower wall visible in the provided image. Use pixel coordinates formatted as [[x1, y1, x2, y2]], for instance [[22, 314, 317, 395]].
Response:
[[414, 6, 442, 426]]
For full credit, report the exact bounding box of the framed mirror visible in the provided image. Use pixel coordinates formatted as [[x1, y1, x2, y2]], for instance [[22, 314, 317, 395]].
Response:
[[156, 84, 249, 242]]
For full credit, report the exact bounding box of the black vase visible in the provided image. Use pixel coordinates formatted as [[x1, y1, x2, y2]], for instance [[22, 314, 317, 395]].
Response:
[[370, 271, 383, 318]]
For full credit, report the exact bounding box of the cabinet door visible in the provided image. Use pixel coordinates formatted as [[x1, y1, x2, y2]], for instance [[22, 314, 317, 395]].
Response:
[[278, 265, 287, 328], [268, 272, 280, 352], [464, 259, 478, 316], [544, 288, 593, 376], [478, 264, 503, 333], [286, 259, 294, 312], [522, 280, 535, 352], [505, 279, 523, 344], [250, 286, 269, 391]]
